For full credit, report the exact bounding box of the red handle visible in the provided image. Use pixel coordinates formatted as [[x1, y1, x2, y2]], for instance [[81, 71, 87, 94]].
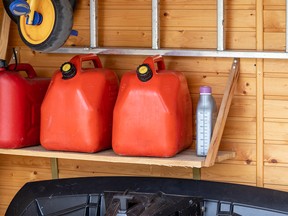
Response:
[[71, 54, 103, 71], [143, 55, 166, 74], [7, 63, 37, 78]]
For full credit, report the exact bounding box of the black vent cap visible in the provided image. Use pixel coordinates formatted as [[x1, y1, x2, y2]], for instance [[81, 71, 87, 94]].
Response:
[[60, 62, 77, 79], [136, 64, 153, 82]]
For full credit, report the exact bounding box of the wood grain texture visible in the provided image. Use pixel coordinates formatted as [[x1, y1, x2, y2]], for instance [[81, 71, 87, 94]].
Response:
[[264, 166, 288, 185], [264, 184, 288, 192], [58, 159, 194, 179], [264, 100, 288, 119], [192, 96, 256, 118], [264, 59, 288, 73], [256, 0, 264, 187], [0, 146, 235, 168], [0, 155, 51, 212], [264, 122, 288, 141], [264, 77, 288, 96], [2, 0, 288, 212], [264, 144, 288, 164], [0, 186, 19, 208], [202, 163, 256, 184], [0, 11, 10, 59], [219, 140, 256, 162], [204, 59, 240, 167]]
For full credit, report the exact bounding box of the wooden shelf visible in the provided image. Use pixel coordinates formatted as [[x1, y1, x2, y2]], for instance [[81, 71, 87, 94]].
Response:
[[0, 146, 235, 168], [0, 59, 239, 170]]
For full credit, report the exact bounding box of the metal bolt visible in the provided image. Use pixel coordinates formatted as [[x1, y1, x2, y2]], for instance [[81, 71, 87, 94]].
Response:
[[201, 206, 206, 213]]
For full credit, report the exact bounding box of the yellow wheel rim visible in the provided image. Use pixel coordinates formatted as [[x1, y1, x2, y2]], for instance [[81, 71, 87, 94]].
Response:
[[19, 0, 55, 44]]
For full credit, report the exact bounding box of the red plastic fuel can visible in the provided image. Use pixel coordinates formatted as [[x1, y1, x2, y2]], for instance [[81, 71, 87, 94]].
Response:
[[0, 60, 50, 148], [40, 54, 119, 153], [112, 55, 193, 157]]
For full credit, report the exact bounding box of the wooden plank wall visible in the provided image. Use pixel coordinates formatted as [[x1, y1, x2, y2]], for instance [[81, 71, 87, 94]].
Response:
[[0, 0, 288, 213]]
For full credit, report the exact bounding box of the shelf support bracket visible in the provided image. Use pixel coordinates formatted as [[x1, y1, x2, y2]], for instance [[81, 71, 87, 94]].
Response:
[[193, 168, 201, 180], [204, 58, 240, 167], [50, 158, 59, 179], [8, 47, 20, 64]]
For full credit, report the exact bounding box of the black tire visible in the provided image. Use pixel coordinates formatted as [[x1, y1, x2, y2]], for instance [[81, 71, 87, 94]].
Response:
[[2, 0, 77, 24], [69, 0, 77, 10], [17, 0, 73, 52]]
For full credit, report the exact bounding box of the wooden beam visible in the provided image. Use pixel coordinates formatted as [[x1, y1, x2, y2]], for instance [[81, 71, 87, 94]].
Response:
[[204, 58, 240, 167], [256, 0, 264, 187], [0, 146, 235, 169], [0, 11, 11, 60], [256, 60, 264, 187]]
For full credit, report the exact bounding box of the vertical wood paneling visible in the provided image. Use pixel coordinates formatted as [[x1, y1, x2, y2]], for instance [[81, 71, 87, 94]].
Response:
[[202, 164, 256, 184], [256, 0, 264, 187], [58, 159, 194, 179], [264, 166, 288, 185], [263, 0, 286, 51], [0, 155, 51, 211], [264, 184, 288, 192], [263, 0, 288, 191]]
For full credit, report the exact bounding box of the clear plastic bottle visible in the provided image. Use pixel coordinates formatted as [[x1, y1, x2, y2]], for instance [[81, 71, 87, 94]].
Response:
[[196, 86, 217, 156]]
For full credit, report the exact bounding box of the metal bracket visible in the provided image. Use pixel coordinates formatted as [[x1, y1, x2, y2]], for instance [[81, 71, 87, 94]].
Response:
[[50, 158, 59, 179], [193, 168, 201, 180], [9, 47, 20, 64]]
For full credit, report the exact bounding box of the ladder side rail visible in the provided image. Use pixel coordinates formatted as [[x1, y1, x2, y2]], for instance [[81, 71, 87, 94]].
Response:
[[152, 0, 160, 49], [90, 0, 98, 48], [217, 0, 225, 51]]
